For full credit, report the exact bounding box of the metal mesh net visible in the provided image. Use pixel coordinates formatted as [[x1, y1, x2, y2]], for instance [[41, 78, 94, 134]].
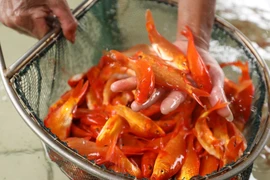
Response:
[[10, 0, 268, 179]]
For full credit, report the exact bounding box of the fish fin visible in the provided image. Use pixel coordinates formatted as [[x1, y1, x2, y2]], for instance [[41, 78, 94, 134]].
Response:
[[106, 143, 116, 161], [190, 87, 210, 107], [236, 80, 253, 94], [203, 100, 229, 118], [72, 80, 89, 103], [211, 100, 228, 111], [197, 100, 229, 121]]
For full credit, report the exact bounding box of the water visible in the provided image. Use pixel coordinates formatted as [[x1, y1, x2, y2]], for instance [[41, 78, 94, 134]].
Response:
[[218, 1, 270, 179], [217, 0, 270, 64]]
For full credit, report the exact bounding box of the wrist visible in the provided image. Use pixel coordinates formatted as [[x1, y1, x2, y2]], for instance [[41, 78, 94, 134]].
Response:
[[177, 29, 210, 51], [177, 0, 216, 50]]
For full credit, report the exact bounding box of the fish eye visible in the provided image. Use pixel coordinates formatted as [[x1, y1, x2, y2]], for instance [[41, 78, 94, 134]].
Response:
[[160, 169, 165, 174]]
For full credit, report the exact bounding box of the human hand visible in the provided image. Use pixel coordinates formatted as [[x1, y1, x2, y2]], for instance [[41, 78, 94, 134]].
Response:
[[0, 0, 77, 43], [174, 40, 233, 120], [110, 41, 233, 121]]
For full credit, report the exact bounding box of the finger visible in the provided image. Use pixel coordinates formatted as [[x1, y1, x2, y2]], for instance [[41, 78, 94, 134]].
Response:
[[1, 17, 27, 35], [209, 86, 234, 121], [207, 60, 224, 88], [197, 49, 223, 84], [0, 7, 31, 35], [131, 88, 166, 111], [31, 17, 51, 39], [49, 0, 78, 43], [200, 52, 234, 121], [45, 14, 60, 29], [111, 77, 137, 92], [160, 91, 186, 114], [209, 72, 234, 121], [7, 6, 51, 39]]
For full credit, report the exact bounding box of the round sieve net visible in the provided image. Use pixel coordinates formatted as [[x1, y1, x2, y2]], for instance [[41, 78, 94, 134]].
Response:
[[10, 0, 267, 179]]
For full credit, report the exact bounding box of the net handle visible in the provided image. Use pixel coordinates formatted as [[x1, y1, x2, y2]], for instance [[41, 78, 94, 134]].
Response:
[[0, 0, 97, 80], [0, 28, 62, 80]]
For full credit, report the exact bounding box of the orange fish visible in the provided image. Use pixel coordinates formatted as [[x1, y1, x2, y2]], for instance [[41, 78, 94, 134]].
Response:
[[199, 153, 220, 176], [221, 61, 254, 122], [208, 114, 230, 146], [96, 115, 127, 159], [117, 133, 153, 155], [102, 75, 120, 105], [181, 26, 212, 93], [44, 81, 89, 140], [73, 108, 108, 126], [176, 134, 200, 180], [139, 101, 162, 117], [141, 151, 158, 178], [155, 119, 177, 133], [64, 137, 107, 160], [222, 121, 247, 166], [145, 9, 189, 73], [113, 105, 165, 138], [134, 52, 210, 107], [111, 146, 142, 178], [151, 126, 187, 180], [68, 73, 86, 87], [194, 100, 228, 159], [47, 90, 72, 114], [122, 43, 156, 57], [108, 50, 155, 104], [111, 91, 134, 106], [70, 124, 93, 138], [95, 145, 142, 178]]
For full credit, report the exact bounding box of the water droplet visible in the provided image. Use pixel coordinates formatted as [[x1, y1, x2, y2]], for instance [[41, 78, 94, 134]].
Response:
[[251, 106, 257, 112]]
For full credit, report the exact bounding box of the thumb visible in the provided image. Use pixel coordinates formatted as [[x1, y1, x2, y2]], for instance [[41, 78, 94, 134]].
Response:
[[199, 50, 234, 121], [49, 0, 78, 43], [209, 85, 234, 121], [160, 91, 186, 114]]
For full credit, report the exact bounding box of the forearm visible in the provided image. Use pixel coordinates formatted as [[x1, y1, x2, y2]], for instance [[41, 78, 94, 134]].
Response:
[[177, 0, 216, 50]]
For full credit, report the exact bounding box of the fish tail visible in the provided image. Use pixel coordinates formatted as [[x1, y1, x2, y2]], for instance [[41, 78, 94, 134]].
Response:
[[72, 80, 89, 103], [145, 9, 155, 32], [220, 61, 245, 68], [189, 86, 210, 107], [145, 9, 160, 44], [236, 80, 253, 94], [209, 100, 228, 113], [108, 50, 130, 65], [200, 100, 229, 119], [181, 26, 194, 41]]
